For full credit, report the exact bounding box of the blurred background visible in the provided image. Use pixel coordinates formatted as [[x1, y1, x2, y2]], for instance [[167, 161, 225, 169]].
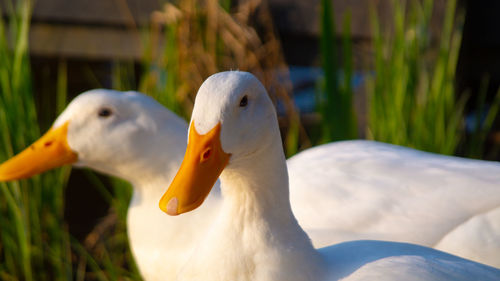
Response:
[[0, 0, 499, 280]]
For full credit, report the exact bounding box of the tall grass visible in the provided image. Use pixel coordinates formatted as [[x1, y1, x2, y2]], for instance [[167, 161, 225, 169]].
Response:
[[366, 0, 464, 154], [318, 0, 357, 142], [318, 0, 499, 158], [80, 171, 142, 281], [366, 0, 500, 157], [0, 0, 73, 280]]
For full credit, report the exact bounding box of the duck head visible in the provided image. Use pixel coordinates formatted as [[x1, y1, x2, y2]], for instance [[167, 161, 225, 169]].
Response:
[[0, 89, 186, 183], [159, 71, 279, 215]]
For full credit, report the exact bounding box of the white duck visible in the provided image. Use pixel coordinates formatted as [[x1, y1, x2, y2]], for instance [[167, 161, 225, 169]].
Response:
[[159, 71, 500, 281], [1, 89, 499, 280], [0, 90, 214, 280]]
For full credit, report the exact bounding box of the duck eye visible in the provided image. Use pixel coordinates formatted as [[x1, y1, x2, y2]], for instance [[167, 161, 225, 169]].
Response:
[[98, 107, 113, 118], [239, 95, 248, 107]]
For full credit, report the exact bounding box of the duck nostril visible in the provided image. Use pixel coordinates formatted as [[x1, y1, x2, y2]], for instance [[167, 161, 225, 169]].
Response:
[[201, 148, 211, 162], [44, 141, 53, 147]]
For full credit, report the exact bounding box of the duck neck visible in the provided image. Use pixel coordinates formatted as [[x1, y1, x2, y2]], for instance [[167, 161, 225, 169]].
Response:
[[220, 137, 294, 226], [101, 108, 188, 195]]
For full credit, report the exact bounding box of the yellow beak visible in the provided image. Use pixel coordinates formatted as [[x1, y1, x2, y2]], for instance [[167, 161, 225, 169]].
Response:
[[159, 122, 230, 216], [0, 122, 78, 181]]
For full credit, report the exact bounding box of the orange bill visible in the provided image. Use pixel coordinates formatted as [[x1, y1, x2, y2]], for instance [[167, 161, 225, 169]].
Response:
[[0, 122, 78, 181], [159, 122, 230, 216]]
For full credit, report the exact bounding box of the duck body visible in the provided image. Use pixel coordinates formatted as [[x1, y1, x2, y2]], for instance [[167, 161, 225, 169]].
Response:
[[288, 140, 500, 267], [161, 71, 500, 281]]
